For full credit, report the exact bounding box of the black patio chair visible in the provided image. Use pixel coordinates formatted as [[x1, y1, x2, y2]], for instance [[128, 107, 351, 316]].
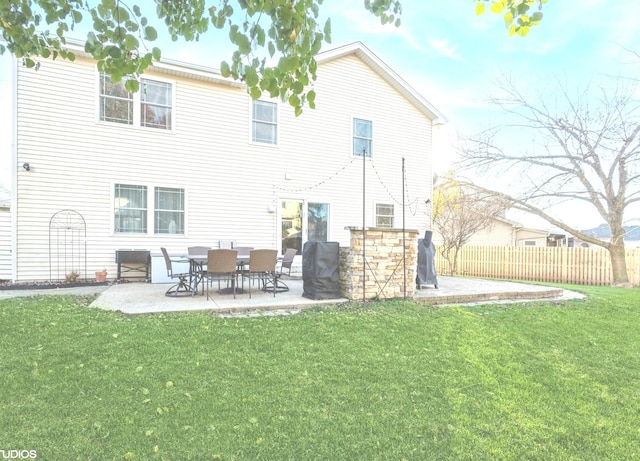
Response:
[[273, 247, 297, 292], [161, 247, 192, 297]]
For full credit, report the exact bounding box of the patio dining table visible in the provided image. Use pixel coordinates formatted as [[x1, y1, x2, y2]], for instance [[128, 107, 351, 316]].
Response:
[[186, 254, 250, 295]]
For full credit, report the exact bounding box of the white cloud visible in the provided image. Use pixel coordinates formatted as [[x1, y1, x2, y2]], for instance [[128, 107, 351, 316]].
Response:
[[428, 38, 461, 61]]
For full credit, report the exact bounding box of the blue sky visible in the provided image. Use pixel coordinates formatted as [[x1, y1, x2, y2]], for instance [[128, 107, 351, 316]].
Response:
[[1, 0, 639, 226]]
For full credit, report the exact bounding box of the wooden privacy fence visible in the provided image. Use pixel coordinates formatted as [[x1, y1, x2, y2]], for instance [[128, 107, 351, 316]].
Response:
[[434, 246, 640, 286]]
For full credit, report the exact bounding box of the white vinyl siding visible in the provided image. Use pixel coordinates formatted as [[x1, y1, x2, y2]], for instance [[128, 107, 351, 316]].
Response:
[[0, 209, 11, 280], [12, 48, 436, 281]]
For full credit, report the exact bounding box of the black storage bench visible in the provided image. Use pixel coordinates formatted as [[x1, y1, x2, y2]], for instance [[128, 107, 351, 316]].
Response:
[[115, 250, 151, 282]]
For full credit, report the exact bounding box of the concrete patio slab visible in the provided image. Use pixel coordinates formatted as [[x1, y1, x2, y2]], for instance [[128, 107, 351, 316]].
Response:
[[0, 276, 584, 315]]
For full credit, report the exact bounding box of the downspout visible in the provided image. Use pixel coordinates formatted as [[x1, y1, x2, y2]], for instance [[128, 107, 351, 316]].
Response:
[[10, 57, 17, 282]]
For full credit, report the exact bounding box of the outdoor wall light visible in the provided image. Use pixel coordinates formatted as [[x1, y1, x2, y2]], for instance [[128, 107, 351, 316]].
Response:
[[22, 163, 31, 171]]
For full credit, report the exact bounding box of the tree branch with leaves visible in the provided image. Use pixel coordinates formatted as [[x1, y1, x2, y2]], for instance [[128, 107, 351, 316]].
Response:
[[1, 0, 549, 114]]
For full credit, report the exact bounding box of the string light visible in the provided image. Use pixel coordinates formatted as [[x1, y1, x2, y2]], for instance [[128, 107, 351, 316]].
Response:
[[369, 158, 421, 215], [272, 155, 426, 218], [274, 157, 357, 193]]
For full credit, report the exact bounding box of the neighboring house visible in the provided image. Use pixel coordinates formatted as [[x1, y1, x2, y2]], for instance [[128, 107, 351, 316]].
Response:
[[432, 216, 562, 248], [6, 41, 445, 282]]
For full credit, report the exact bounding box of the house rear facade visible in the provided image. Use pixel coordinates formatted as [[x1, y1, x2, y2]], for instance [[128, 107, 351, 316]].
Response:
[[6, 41, 445, 282]]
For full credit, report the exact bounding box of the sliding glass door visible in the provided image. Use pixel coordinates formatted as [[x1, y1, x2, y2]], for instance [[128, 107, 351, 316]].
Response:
[[280, 200, 329, 254]]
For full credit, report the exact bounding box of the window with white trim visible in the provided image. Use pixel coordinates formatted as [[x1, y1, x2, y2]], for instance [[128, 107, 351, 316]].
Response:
[[353, 118, 372, 157], [99, 74, 133, 125], [114, 184, 184, 235], [99, 74, 173, 130], [252, 100, 277, 144], [114, 184, 148, 233], [376, 203, 394, 228], [154, 187, 185, 234]]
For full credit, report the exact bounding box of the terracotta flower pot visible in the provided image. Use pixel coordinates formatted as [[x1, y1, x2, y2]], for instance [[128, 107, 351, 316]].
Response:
[[95, 271, 107, 282]]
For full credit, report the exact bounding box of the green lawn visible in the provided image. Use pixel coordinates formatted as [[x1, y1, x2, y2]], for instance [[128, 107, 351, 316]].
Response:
[[1, 286, 640, 460]]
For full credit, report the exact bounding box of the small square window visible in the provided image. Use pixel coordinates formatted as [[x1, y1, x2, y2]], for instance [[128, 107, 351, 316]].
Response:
[[376, 203, 394, 228]]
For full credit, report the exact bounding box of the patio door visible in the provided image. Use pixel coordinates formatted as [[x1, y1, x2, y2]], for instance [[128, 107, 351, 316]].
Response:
[[280, 200, 329, 254]]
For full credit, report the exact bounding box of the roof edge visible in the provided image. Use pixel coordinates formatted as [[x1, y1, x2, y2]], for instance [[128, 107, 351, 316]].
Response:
[[316, 42, 447, 124]]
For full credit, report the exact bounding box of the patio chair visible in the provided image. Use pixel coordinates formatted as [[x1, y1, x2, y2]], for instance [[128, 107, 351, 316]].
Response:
[[188, 246, 210, 256], [205, 249, 239, 300], [241, 249, 278, 298], [234, 246, 254, 276], [161, 247, 192, 297], [273, 247, 297, 292]]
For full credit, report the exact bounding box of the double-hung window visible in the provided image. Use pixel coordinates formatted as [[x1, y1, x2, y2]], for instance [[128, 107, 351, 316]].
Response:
[[99, 74, 133, 125], [376, 203, 394, 228], [114, 184, 184, 235], [252, 100, 277, 144], [154, 187, 184, 234], [353, 118, 372, 157], [114, 184, 148, 233], [140, 79, 172, 129], [99, 74, 173, 130]]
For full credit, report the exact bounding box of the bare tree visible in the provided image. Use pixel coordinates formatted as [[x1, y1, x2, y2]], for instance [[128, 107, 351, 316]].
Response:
[[432, 176, 507, 276], [458, 77, 640, 286]]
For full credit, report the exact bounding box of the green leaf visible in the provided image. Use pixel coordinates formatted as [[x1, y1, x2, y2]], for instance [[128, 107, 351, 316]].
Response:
[[244, 66, 259, 87], [220, 61, 231, 77], [124, 34, 139, 50], [107, 45, 121, 58], [249, 86, 262, 100], [124, 78, 139, 92], [152, 47, 161, 61], [279, 56, 299, 73], [144, 26, 157, 41], [323, 18, 332, 43]]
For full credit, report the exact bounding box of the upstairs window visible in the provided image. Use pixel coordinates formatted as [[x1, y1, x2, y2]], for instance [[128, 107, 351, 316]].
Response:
[[353, 118, 372, 157], [376, 203, 394, 228], [252, 100, 277, 144], [99, 74, 173, 130], [141, 79, 172, 129], [99, 74, 133, 125]]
